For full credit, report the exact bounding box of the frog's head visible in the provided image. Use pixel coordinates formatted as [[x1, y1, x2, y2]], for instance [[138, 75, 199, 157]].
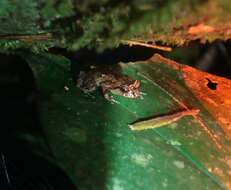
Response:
[[121, 80, 140, 98]]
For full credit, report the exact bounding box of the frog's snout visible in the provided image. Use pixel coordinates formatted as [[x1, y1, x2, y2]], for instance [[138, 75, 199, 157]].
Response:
[[124, 90, 140, 98], [123, 79, 141, 98]]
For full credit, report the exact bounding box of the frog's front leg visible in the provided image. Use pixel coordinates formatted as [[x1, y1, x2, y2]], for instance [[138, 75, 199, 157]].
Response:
[[101, 85, 112, 101], [101, 85, 119, 104]]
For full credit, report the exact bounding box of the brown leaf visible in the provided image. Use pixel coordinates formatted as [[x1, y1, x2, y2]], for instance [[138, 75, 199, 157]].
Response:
[[188, 23, 215, 34], [152, 53, 231, 141], [182, 65, 231, 140]]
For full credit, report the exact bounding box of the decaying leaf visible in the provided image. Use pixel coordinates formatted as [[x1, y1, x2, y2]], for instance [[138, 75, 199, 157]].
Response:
[[188, 23, 215, 34], [152, 53, 231, 141], [20, 53, 231, 190]]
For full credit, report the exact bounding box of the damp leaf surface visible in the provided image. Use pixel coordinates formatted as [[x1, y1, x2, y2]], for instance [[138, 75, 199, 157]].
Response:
[[23, 53, 231, 190]]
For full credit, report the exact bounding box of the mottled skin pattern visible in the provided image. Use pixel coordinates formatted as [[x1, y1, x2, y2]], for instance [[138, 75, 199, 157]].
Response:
[[76, 67, 140, 101]]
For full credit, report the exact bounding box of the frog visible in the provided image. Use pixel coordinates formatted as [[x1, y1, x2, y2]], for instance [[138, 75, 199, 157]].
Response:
[[76, 65, 140, 101]]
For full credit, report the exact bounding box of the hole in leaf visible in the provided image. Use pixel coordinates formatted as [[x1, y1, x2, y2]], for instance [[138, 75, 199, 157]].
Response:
[[206, 78, 217, 90]]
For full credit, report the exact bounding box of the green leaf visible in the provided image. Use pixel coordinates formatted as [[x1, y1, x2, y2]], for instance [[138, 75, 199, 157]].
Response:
[[0, 0, 39, 34], [1, 0, 231, 52], [24, 53, 231, 190]]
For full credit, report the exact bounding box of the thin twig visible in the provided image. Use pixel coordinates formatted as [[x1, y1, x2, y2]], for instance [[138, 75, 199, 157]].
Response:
[[121, 40, 172, 52], [0, 33, 52, 41], [1, 153, 11, 188]]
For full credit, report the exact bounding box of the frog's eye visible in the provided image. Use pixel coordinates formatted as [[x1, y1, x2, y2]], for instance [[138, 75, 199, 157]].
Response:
[[122, 85, 129, 92]]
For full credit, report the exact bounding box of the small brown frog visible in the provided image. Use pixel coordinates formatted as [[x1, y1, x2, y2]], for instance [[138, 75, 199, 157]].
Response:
[[76, 66, 140, 101]]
